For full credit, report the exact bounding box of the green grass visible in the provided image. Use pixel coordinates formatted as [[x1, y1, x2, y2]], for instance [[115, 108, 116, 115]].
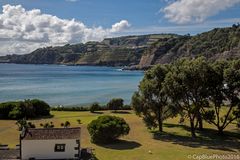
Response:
[[0, 111, 239, 160]]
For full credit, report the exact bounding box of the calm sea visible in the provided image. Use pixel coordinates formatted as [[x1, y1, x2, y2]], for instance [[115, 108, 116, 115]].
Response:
[[0, 64, 143, 106]]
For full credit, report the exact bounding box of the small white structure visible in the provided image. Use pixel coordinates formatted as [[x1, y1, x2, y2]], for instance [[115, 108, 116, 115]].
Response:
[[20, 127, 81, 160]]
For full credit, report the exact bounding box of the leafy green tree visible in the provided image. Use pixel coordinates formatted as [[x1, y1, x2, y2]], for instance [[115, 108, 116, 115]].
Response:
[[202, 60, 240, 134], [164, 58, 210, 137], [87, 115, 130, 144], [30, 99, 50, 116], [132, 65, 174, 132], [22, 99, 36, 119], [107, 98, 124, 111], [0, 99, 51, 120], [89, 102, 101, 113], [8, 106, 24, 119]]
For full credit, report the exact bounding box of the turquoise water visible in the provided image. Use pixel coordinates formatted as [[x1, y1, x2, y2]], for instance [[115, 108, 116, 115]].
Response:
[[0, 64, 143, 106]]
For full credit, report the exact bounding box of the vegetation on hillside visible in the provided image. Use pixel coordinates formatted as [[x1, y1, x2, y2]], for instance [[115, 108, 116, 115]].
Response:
[[0, 34, 170, 66], [1, 25, 239, 68]]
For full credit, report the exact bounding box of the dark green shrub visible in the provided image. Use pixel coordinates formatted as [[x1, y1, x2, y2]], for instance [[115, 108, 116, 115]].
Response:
[[0, 102, 17, 119], [87, 115, 130, 144], [30, 99, 50, 116], [8, 106, 24, 119], [89, 102, 101, 113], [0, 99, 51, 119], [107, 98, 124, 111]]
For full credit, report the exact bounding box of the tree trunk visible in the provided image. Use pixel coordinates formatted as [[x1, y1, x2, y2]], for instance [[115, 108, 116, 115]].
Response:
[[158, 107, 163, 132], [190, 120, 196, 138], [197, 113, 203, 130], [217, 127, 224, 135]]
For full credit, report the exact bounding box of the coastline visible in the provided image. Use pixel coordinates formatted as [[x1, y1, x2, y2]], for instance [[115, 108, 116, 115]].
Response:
[[0, 61, 148, 71]]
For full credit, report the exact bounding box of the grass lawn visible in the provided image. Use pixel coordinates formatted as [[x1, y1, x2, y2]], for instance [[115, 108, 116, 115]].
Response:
[[0, 111, 239, 160]]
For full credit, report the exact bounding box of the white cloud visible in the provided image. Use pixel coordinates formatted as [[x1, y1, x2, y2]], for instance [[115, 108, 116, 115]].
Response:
[[110, 20, 130, 33], [162, 0, 240, 24], [0, 4, 130, 56]]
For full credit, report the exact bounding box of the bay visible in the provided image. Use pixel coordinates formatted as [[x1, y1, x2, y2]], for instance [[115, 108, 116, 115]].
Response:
[[0, 64, 143, 106]]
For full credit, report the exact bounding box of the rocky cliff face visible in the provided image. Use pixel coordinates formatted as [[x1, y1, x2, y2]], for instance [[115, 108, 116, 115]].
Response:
[[134, 26, 240, 69], [0, 34, 176, 66], [1, 26, 240, 68]]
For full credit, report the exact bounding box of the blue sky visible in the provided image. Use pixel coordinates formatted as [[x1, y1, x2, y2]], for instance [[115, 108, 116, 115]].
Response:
[[1, 0, 240, 34], [0, 0, 239, 55]]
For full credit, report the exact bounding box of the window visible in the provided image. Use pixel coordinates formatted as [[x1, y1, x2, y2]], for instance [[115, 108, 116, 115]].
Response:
[[54, 144, 65, 152]]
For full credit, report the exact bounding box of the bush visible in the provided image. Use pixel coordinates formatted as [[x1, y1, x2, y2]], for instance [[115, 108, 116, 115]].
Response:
[[87, 115, 130, 144], [89, 102, 101, 113], [30, 99, 50, 116], [107, 98, 124, 111], [0, 99, 51, 120], [51, 106, 88, 111], [8, 106, 23, 119]]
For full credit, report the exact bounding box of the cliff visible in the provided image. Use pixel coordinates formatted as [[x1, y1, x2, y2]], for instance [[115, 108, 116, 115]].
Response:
[[0, 25, 240, 68]]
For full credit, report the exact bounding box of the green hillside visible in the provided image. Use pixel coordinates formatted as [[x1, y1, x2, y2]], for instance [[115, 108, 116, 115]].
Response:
[[0, 25, 240, 68]]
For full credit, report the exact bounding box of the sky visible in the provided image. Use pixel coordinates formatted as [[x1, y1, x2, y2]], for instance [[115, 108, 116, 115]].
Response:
[[0, 0, 239, 56]]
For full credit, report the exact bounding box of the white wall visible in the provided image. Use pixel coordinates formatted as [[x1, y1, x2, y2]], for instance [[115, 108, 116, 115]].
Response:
[[21, 139, 80, 160]]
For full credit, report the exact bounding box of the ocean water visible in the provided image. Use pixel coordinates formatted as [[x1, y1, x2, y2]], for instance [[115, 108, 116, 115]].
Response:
[[0, 64, 143, 106]]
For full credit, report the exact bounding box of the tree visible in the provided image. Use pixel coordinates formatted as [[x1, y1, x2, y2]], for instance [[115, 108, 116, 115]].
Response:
[[164, 58, 210, 137], [22, 99, 36, 119], [202, 60, 240, 134], [132, 65, 175, 132], [30, 99, 50, 116], [107, 98, 124, 111], [89, 102, 101, 113], [0, 99, 51, 120], [87, 115, 130, 144], [61, 121, 71, 128], [8, 106, 23, 119]]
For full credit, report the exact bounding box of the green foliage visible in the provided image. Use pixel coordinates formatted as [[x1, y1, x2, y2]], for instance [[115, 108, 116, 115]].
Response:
[[107, 98, 124, 111], [30, 99, 51, 116], [51, 106, 89, 111], [87, 115, 130, 144], [8, 106, 23, 119], [132, 64, 175, 132], [90, 102, 101, 113], [134, 57, 240, 137], [51, 104, 131, 112], [0, 99, 50, 120]]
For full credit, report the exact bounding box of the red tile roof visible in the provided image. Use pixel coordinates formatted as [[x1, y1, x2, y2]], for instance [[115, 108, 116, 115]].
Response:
[[21, 127, 80, 140]]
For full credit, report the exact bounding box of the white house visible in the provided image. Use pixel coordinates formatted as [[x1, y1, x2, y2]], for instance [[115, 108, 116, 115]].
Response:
[[20, 127, 81, 160]]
